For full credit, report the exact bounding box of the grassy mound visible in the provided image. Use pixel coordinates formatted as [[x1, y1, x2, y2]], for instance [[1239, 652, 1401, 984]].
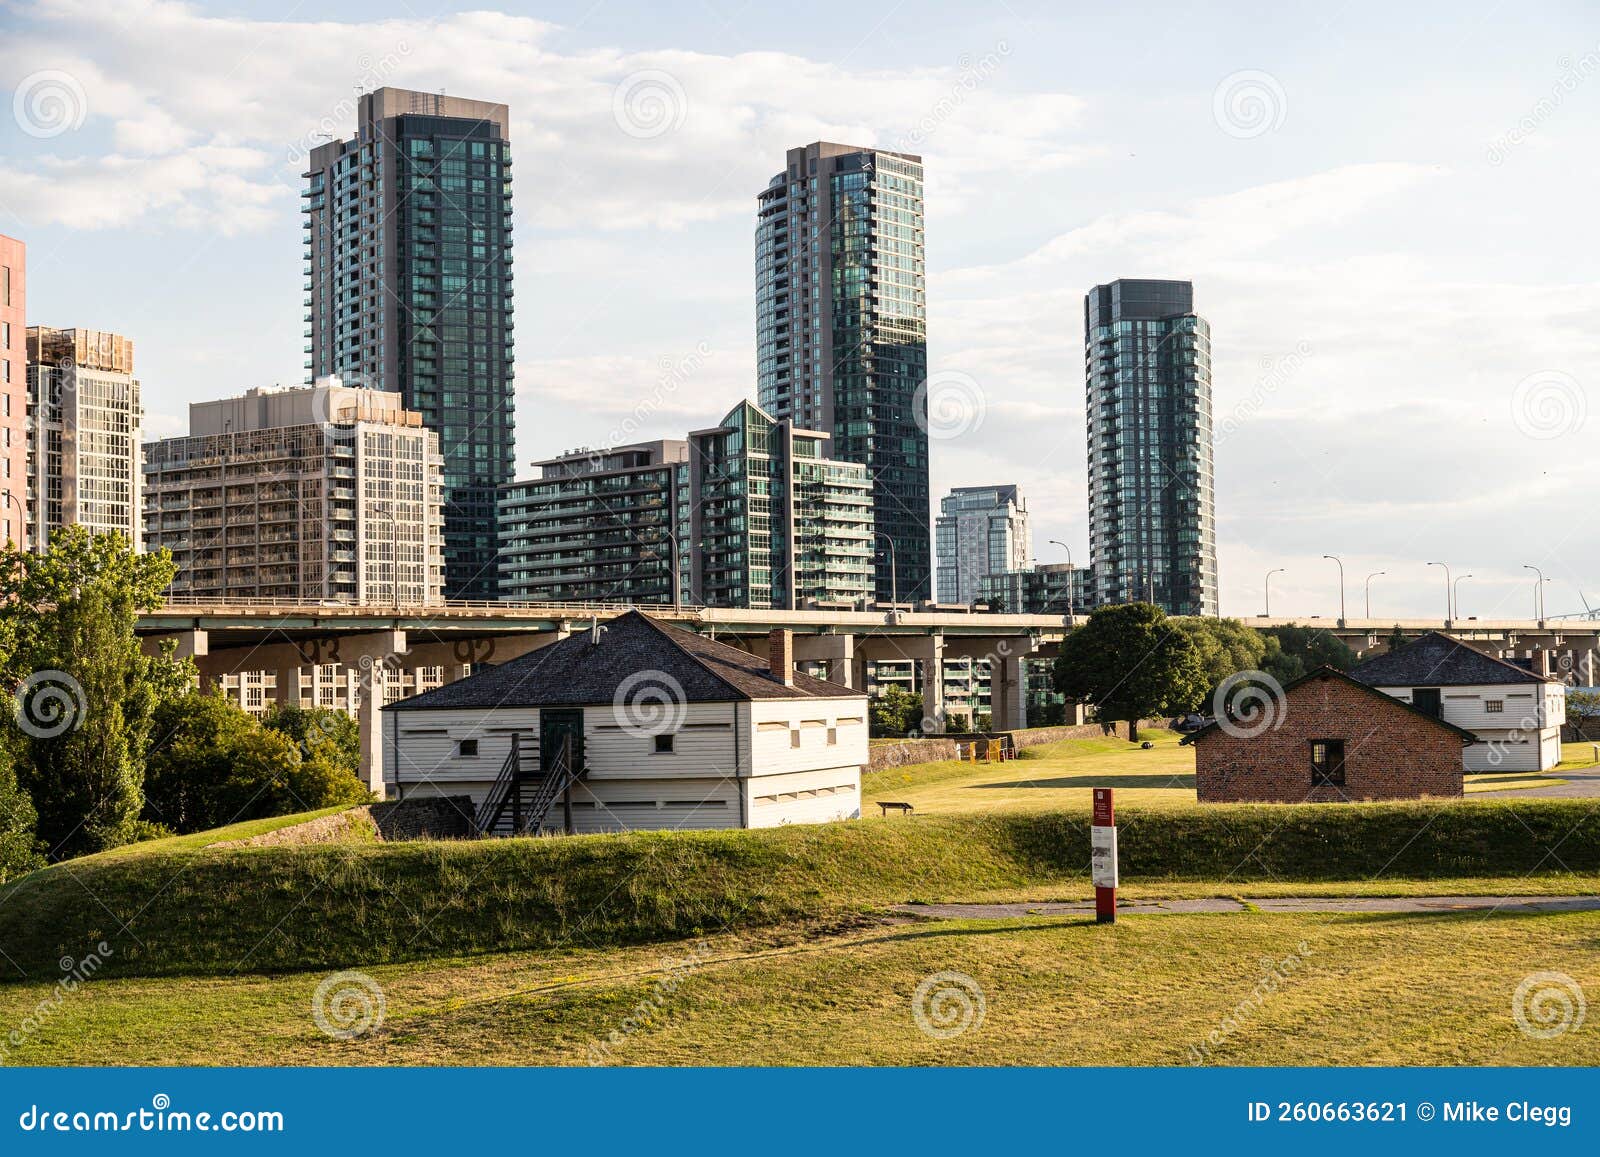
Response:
[[2, 800, 1597, 981]]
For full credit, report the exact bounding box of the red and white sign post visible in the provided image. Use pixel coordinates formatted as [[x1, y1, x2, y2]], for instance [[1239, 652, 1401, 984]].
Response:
[[1091, 787, 1117, 924]]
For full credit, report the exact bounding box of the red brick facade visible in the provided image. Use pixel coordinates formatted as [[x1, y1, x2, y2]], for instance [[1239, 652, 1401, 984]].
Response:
[[1193, 670, 1465, 803]]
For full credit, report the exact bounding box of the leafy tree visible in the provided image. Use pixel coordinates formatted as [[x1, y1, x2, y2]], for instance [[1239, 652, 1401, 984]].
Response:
[[1053, 603, 1208, 742], [1258, 624, 1357, 686], [945, 711, 972, 733], [0, 761, 42, 882], [0, 528, 189, 859], [262, 703, 359, 775], [869, 686, 925, 738], [1387, 625, 1411, 653], [1174, 617, 1268, 705], [1567, 690, 1600, 721], [145, 694, 369, 834]]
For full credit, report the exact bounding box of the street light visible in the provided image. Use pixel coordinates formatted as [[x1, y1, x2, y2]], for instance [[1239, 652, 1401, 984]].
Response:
[[1454, 574, 1473, 620], [1523, 564, 1547, 622], [0, 488, 24, 549], [1428, 561, 1452, 622], [1364, 571, 1385, 619], [1264, 567, 1285, 617], [1048, 539, 1075, 619], [874, 531, 898, 610], [1323, 554, 1346, 624]]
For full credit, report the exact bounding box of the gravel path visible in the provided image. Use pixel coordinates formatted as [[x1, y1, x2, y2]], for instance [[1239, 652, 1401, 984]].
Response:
[[894, 895, 1600, 919], [1492, 766, 1600, 799]]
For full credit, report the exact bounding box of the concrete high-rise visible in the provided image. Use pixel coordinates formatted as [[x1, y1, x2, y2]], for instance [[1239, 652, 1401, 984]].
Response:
[[1084, 279, 1217, 616], [756, 142, 929, 605], [303, 87, 514, 600], [0, 236, 26, 545], [26, 327, 143, 550], [935, 484, 1031, 605], [143, 379, 445, 605]]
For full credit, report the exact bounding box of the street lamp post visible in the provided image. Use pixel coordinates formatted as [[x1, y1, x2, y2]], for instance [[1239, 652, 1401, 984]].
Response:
[[1048, 539, 1075, 619], [875, 532, 898, 611], [1323, 554, 1346, 625], [1523, 564, 1547, 623], [1264, 567, 1284, 617], [1428, 561, 1452, 622], [1454, 574, 1473, 620], [661, 529, 682, 611], [0, 488, 24, 550], [1364, 571, 1385, 619]]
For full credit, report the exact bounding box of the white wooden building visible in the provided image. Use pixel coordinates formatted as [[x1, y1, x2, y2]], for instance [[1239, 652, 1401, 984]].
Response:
[[381, 612, 868, 833], [1351, 632, 1565, 772]]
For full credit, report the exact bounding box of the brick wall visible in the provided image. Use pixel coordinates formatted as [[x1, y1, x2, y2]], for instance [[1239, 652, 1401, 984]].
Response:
[[370, 796, 476, 840], [868, 721, 1150, 771], [1194, 672, 1463, 803]]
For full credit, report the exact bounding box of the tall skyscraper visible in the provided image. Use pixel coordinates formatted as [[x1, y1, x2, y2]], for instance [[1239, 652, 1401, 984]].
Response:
[[1084, 279, 1217, 616], [935, 484, 1031, 605], [0, 235, 26, 546], [303, 87, 514, 600], [144, 379, 445, 605], [26, 327, 143, 550], [756, 142, 929, 605]]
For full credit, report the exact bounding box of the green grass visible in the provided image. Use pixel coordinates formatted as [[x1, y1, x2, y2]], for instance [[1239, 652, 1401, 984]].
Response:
[[2, 909, 1594, 1066], [71, 806, 362, 864], [4, 795, 1600, 982]]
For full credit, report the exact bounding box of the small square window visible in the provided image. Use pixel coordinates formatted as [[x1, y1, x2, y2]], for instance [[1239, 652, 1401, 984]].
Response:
[[1485, 699, 1504, 713], [1310, 739, 1345, 786], [457, 738, 478, 757], [790, 730, 801, 749], [654, 734, 674, 753]]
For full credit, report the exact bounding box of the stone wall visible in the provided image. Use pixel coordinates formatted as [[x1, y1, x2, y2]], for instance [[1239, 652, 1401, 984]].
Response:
[[867, 721, 1151, 771], [370, 796, 477, 840]]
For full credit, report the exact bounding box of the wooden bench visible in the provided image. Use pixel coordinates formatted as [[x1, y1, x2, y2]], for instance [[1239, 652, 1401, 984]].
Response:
[[876, 801, 914, 817]]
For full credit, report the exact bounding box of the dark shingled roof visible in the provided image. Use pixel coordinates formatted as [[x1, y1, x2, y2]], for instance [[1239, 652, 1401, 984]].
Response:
[[1181, 665, 1478, 745], [1349, 632, 1553, 689], [385, 610, 861, 711]]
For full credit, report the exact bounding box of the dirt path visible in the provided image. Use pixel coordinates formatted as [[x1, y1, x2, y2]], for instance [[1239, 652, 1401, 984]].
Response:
[[894, 895, 1600, 919]]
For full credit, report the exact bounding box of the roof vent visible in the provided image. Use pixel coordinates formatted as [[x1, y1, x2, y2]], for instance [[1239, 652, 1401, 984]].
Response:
[[590, 617, 607, 646]]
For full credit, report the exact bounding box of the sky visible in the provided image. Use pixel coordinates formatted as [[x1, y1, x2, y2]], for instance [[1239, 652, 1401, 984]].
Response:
[[2, 0, 1598, 620]]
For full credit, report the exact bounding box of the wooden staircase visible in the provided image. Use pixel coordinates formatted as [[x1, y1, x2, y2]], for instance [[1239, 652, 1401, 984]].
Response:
[[474, 734, 585, 837]]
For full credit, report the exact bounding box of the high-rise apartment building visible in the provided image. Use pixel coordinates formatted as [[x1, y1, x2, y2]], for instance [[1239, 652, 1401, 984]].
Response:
[[979, 562, 1093, 616], [686, 401, 874, 610], [498, 440, 688, 604], [26, 327, 143, 550], [1084, 279, 1217, 616], [934, 484, 1031, 605], [0, 236, 26, 546], [303, 87, 514, 600], [756, 141, 929, 604], [143, 379, 444, 605]]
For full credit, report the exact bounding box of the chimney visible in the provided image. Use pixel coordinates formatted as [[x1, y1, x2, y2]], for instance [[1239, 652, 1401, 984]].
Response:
[[768, 629, 794, 686]]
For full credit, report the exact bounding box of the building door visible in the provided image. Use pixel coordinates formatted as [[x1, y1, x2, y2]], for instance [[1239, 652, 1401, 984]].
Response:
[[540, 709, 584, 775], [1413, 688, 1442, 718]]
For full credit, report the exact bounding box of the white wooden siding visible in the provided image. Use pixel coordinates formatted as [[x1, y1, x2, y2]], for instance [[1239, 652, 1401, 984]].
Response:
[[1375, 682, 1564, 772], [745, 766, 862, 828]]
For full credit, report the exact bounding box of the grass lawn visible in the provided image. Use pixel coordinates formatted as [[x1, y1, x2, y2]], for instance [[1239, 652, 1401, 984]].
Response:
[[2, 909, 1594, 1066], [863, 730, 1591, 813]]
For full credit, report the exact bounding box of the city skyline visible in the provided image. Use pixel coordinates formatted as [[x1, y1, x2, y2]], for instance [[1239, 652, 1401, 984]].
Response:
[[5, 1, 1599, 618]]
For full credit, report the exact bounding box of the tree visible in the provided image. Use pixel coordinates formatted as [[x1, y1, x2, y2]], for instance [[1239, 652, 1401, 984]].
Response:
[[0, 528, 190, 859], [1387, 625, 1411, 653], [1053, 603, 1208, 742], [1258, 624, 1357, 686], [869, 686, 925, 738], [145, 693, 370, 834], [0, 760, 42, 882], [262, 703, 360, 776], [1174, 617, 1268, 705]]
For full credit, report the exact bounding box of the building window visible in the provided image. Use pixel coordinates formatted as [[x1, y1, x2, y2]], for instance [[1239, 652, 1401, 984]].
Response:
[[1310, 739, 1346, 786], [827, 727, 838, 746], [456, 738, 478, 758], [790, 730, 801, 749], [1485, 699, 1504, 713], [654, 734, 674, 754]]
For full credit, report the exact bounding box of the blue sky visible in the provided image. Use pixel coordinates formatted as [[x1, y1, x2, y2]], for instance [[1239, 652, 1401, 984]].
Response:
[[3, 0, 1599, 618]]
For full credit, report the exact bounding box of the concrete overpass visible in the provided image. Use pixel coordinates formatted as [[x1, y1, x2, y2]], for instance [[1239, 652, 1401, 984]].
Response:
[[138, 599, 1600, 791]]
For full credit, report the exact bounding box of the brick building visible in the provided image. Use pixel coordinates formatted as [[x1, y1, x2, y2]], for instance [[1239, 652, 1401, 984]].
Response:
[[1185, 667, 1472, 803]]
